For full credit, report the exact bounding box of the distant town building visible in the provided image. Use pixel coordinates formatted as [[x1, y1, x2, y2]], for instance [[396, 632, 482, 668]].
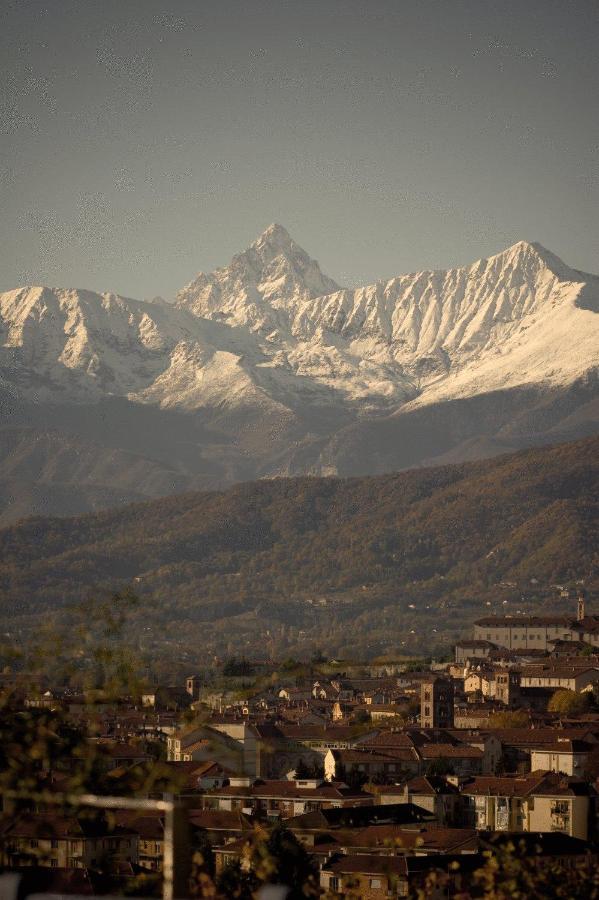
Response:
[[473, 595, 599, 651], [473, 615, 575, 651], [186, 675, 201, 699], [421, 677, 454, 729], [495, 670, 521, 706]]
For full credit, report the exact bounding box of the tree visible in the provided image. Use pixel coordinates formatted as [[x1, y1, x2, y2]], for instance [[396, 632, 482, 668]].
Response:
[[222, 657, 254, 677], [426, 756, 455, 777], [192, 831, 215, 878], [213, 824, 320, 899], [487, 709, 530, 729], [281, 657, 300, 671], [294, 757, 311, 778], [0, 590, 179, 799], [306, 759, 324, 779], [215, 860, 257, 900], [547, 689, 591, 715], [249, 824, 319, 899], [415, 837, 599, 899], [349, 766, 368, 789]]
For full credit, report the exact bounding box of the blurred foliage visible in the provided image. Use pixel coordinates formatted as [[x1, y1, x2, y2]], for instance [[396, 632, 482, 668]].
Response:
[[211, 824, 319, 899], [0, 590, 180, 801], [414, 838, 599, 899]]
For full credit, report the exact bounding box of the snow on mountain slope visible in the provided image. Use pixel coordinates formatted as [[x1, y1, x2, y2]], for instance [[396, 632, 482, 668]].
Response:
[[0, 227, 598, 523], [176, 229, 599, 408], [0, 284, 291, 412], [1, 228, 598, 417], [176, 223, 340, 326]]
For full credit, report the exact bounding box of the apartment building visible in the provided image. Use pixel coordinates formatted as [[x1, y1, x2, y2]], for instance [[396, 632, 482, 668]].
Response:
[[458, 772, 596, 840]]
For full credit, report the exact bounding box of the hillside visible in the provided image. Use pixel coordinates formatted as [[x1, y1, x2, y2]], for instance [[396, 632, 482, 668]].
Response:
[[1, 437, 597, 661]]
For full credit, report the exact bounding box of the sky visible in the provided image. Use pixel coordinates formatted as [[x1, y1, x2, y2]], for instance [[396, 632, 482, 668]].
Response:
[[1, 0, 598, 299]]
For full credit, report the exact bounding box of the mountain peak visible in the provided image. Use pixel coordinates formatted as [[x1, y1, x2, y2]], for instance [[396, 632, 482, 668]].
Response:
[[175, 224, 341, 322], [248, 223, 313, 267], [489, 240, 570, 277], [247, 222, 298, 262], [253, 222, 292, 246]]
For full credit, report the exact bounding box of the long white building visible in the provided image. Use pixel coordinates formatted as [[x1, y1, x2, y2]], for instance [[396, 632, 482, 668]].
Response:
[[473, 596, 599, 651]]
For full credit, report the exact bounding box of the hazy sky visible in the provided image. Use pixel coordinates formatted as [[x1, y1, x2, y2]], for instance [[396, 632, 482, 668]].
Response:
[[1, 0, 598, 299]]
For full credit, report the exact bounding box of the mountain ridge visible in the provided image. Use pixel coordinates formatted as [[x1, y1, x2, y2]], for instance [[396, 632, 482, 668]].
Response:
[[2, 228, 597, 412], [0, 228, 598, 523], [1, 435, 596, 659]]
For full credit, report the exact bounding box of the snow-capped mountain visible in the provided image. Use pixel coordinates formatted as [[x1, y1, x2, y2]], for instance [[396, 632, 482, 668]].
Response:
[[0, 226, 598, 522], [4, 224, 596, 412], [176, 223, 340, 321], [0, 285, 268, 409], [176, 227, 599, 408]]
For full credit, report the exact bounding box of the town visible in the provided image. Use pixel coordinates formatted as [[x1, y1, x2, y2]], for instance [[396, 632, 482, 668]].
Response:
[[3, 590, 599, 897]]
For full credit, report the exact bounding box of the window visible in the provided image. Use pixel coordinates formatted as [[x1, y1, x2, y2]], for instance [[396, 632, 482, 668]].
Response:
[[51, 839, 59, 849], [30, 839, 38, 848], [50, 859, 58, 868], [370, 878, 382, 888]]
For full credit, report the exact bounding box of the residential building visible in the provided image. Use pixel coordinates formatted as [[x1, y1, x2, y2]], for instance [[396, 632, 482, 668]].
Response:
[[530, 740, 592, 776], [0, 815, 138, 871], [200, 777, 375, 819], [324, 748, 410, 783], [319, 854, 408, 899], [381, 776, 461, 825], [457, 772, 596, 840], [454, 641, 497, 664]]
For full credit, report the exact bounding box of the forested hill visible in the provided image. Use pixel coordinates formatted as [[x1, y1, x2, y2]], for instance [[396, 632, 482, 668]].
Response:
[[1, 436, 597, 659]]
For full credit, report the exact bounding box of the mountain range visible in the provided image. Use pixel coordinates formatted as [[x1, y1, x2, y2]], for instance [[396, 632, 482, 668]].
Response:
[[1, 224, 598, 523]]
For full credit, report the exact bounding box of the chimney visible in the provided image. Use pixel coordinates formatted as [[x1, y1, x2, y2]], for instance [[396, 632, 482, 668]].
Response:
[[577, 589, 586, 622]]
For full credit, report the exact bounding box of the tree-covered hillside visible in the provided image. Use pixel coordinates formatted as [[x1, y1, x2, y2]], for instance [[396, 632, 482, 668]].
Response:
[[0, 437, 597, 661]]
